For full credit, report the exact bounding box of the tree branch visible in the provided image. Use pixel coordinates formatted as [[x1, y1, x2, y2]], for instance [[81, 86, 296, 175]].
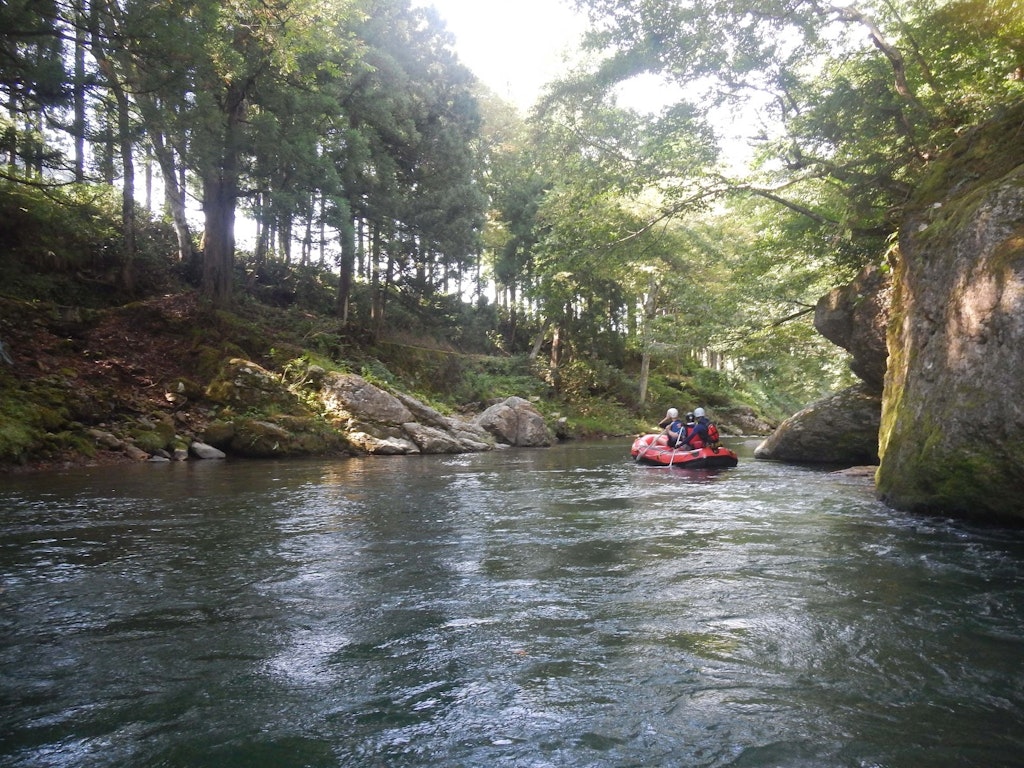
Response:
[[770, 305, 816, 327]]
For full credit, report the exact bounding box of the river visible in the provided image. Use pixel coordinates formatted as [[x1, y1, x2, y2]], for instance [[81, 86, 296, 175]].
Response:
[[2, 440, 1024, 767]]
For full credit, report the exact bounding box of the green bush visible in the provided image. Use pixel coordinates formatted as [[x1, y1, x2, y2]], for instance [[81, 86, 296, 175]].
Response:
[[0, 180, 178, 305]]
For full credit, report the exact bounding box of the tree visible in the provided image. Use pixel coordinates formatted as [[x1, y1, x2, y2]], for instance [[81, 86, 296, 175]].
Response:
[[1, 0, 72, 178], [476, 97, 548, 350], [188, 0, 354, 305], [520, 86, 722, 390], [328, 0, 485, 330], [569, 0, 1024, 268], [84, 0, 360, 304]]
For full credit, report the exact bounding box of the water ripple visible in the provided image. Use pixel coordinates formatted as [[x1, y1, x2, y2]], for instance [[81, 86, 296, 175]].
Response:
[[3, 445, 1024, 767]]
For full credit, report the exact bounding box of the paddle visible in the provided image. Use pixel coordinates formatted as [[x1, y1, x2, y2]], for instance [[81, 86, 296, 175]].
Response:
[[667, 435, 685, 467], [635, 434, 658, 462], [665, 417, 692, 467]]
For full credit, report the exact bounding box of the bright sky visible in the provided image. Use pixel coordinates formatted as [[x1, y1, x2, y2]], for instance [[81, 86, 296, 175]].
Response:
[[417, 0, 588, 110], [417, 0, 690, 116]]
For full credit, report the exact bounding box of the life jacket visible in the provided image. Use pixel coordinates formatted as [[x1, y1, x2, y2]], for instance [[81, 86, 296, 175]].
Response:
[[705, 422, 721, 449], [684, 422, 703, 449]]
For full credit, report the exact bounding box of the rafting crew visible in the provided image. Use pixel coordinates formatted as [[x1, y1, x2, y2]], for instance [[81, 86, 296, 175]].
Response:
[[658, 407, 711, 449]]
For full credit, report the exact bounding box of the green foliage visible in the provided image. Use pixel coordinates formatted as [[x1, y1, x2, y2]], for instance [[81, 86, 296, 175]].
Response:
[[0, 181, 178, 305], [358, 359, 398, 389], [447, 356, 549, 407], [0, 181, 115, 262], [565, 397, 645, 438], [0, 372, 74, 463], [16, 0, 1019, 464], [243, 261, 339, 314]]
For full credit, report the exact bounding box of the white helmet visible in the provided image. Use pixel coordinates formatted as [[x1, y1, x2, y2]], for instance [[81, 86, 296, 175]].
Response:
[[666, 408, 679, 419], [694, 407, 705, 418]]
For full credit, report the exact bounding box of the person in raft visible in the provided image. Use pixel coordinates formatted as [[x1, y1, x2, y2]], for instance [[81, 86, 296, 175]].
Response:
[[682, 411, 702, 448], [658, 408, 685, 446], [680, 407, 710, 449]]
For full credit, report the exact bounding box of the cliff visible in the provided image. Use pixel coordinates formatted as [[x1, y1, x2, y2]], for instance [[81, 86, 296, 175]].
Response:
[[878, 102, 1024, 520], [753, 265, 890, 465]]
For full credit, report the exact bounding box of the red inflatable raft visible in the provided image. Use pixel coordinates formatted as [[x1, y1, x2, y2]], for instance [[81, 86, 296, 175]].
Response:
[[630, 433, 739, 469]]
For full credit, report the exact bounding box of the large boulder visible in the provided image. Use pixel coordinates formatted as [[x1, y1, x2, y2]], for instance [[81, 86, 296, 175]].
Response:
[[320, 372, 495, 454], [714, 405, 775, 436], [201, 359, 351, 458], [878, 106, 1024, 519], [815, 263, 892, 394], [205, 358, 306, 415], [474, 396, 552, 447], [755, 266, 889, 466], [320, 371, 414, 425], [204, 415, 351, 458], [754, 384, 881, 465]]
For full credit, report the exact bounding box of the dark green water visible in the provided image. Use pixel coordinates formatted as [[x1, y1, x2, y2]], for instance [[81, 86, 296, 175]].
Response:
[[3, 441, 1024, 767]]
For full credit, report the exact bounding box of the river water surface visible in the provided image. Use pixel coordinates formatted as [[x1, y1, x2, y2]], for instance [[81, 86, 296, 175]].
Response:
[[3, 441, 1024, 767]]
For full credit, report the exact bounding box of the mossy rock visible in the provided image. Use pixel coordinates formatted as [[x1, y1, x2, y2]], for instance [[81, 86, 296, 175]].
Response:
[[193, 344, 243, 386], [204, 358, 309, 416], [130, 429, 169, 454], [226, 416, 349, 458], [0, 376, 73, 463], [203, 420, 237, 450], [166, 377, 204, 401]]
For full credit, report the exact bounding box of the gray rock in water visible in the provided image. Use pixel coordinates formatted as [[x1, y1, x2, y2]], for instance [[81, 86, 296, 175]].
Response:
[[754, 384, 880, 465], [474, 396, 552, 447], [190, 441, 226, 460], [321, 372, 496, 454]]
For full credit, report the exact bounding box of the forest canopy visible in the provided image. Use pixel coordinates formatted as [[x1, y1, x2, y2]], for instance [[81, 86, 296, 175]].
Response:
[[2, 0, 1022, 414]]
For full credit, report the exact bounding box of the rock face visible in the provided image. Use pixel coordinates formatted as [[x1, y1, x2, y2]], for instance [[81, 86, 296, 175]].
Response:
[[754, 266, 891, 465], [203, 416, 349, 459], [814, 264, 892, 394], [715, 405, 775, 436], [200, 363, 506, 458], [320, 372, 494, 455], [473, 396, 553, 447], [878, 109, 1024, 519], [753, 383, 881, 464]]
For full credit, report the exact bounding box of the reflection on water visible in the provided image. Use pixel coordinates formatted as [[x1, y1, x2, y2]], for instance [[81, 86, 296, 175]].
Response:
[[3, 442, 1024, 767]]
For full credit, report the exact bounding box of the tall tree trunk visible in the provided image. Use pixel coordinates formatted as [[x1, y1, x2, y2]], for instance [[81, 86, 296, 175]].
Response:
[[73, 0, 87, 183], [507, 283, 518, 350], [301, 203, 312, 266], [549, 322, 563, 392], [6, 91, 17, 170], [378, 247, 395, 334], [356, 216, 366, 280], [113, 82, 136, 294], [370, 225, 382, 328], [91, 33, 137, 294], [144, 143, 152, 211], [335, 200, 355, 323], [279, 218, 292, 264], [637, 274, 659, 406], [318, 193, 326, 267], [528, 318, 548, 361], [99, 103, 115, 184], [254, 192, 268, 265], [202, 170, 237, 306], [149, 129, 192, 261], [201, 85, 245, 306]]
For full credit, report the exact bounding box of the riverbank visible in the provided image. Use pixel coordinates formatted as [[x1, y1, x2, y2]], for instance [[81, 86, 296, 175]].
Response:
[[0, 289, 647, 472]]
